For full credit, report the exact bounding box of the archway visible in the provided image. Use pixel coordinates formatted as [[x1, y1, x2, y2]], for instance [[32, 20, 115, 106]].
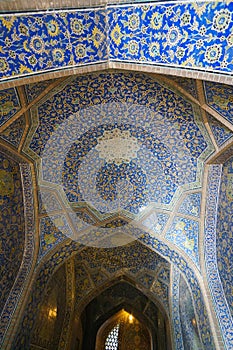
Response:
[[76, 280, 171, 350], [96, 309, 152, 350]]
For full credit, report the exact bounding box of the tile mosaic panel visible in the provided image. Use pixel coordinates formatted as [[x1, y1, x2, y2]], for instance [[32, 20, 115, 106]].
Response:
[[0, 163, 35, 347], [77, 241, 169, 274], [74, 242, 170, 310], [0, 10, 107, 80], [108, 2, 233, 74], [76, 275, 93, 300], [216, 158, 233, 319], [58, 260, 75, 350], [0, 115, 25, 148], [1, 3, 233, 81], [166, 216, 200, 266], [179, 275, 204, 349], [207, 113, 233, 147], [138, 272, 154, 289], [151, 280, 169, 310], [0, 88, 21, 126], [0, 152, 25, 314], [29, 72, 212, 222], [205, 164, 233, 349], [38, 216, 68, 260], [90, 270, 108, 287], [178, 192, 201, 218], [204, 82, 233, 125]]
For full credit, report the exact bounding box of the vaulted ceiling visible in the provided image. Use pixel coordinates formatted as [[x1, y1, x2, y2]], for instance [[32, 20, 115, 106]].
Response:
[[1, 1, 233, 349]]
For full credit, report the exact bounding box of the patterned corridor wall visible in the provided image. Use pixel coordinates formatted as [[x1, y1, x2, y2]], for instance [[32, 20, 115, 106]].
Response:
[[30, 264, 66, 350], [0, 152, 25, 314]]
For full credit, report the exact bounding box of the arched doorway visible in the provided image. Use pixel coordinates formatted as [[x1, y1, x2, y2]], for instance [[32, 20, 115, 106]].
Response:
[[96, 309, 152, 350], [77, 281, 171, 350]]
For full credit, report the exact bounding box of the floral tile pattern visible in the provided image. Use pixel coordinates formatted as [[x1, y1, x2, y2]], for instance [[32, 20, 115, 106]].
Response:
[[171, 268, 184, 350], [0, 10, 107, 79], [38, 191, 62, 214], [0, 3, 233, 81], [142, 212, 169, 235], [179, 275, 203, 349], [29, 72, 212, 222], [139, 232, 214, 348], [108, 2, 233, 74]]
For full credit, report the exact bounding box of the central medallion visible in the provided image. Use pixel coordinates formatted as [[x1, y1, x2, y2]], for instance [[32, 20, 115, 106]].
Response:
[[95, 128, 140, 165]]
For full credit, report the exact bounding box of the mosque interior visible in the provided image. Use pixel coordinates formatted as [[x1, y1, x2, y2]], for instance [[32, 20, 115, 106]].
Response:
[[0, 1, 233, 349]]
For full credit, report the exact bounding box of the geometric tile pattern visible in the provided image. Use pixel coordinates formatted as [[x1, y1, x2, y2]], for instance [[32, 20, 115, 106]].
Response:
[[204, 82, 233, 125], [109, 3, 233, 75], [178, 192, 201, 218], [74, 241, 170, 311], [29, 72, 211, 222], [0, 115, 25, 148], [0, 10, 107, 80], [1, 3, 233, 81], [205, 164, 233, 349], [0, 88, 21, 126], [207, 113, 233, 147]]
